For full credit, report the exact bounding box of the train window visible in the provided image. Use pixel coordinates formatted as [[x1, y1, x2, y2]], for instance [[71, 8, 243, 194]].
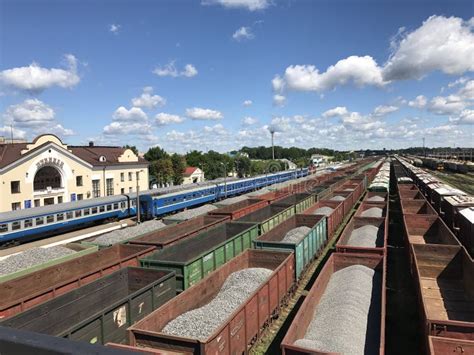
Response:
[[120, 202, 126, 209], [107, 204, 112, 211], [91, 207, 98, 214], [131, 200, 136, 207], [56, 214, 64, 221], [24, 219, 33, 228], [83, 209, 90, 216], [46, 215, 55, 223], [12, 221, 21, 230], [0, 224, 7, 233], [36, 217, 44, 225], [99, 205, 105, 212], [113, 203, 118, 209], [75, 210, 82, 217], [66, 212, 73, 219]]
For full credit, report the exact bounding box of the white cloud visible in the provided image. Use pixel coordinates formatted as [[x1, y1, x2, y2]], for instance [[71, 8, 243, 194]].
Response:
[[49, 124, 74, 136], [232, 26, 254, 41], [428, 95, 467, 115], [185, 107, 223, 120], [155, 113, 185, 125], [272, 75, 285, 92], [103, 121, 151, 135], [450, 109, 474, 124], [109, 24, 121, 34], [242, 99, 253, 106], [0, 54, 80, 93], [273, 94, 286, 107], [202, 0, 271, 11], [112, 106, 148, 121], [131, 87, 166, 109], [383, 16, 474, 81], [204, 123, 227, 134], [458, 80, 474, 100], [242, 116, 257, 125], [3, 99, 55, 127], [448, 77, 469, 88], [0, 126, 26, 139], [373, 105, 399, 116], [322, 106, 349, 118], [408, 95, 427, 108], [153, 61, 198, 78]]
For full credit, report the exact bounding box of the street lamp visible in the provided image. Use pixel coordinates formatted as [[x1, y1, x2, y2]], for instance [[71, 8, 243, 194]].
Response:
[[220, 162, 227, 198], [136, 169, 143, 224]]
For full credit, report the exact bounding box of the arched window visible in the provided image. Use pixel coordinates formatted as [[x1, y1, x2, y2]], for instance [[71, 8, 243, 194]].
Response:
[[34, 166, 62, 191]]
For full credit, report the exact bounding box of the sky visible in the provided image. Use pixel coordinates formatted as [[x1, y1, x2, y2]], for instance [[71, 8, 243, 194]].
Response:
[[0, 0, 473, 153]]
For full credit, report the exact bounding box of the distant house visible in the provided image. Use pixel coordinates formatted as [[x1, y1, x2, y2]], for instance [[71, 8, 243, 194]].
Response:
[[183, 167, 205, 184], [278, 158, 297, 170], [311, 154, 332, 166]]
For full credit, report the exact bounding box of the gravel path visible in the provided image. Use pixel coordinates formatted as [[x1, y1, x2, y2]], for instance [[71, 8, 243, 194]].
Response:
[[360, 207, 383, 218], [92, 219, 167, 246], [294, 264, 381, 354], [330, 196, 345, 201], [281, 226, 312, 243], [0, 246, 76, 276], [162, 267, 272, 340], [312, 207, 334, 216], [163, 205, 218, 223], [346, 225, 382, 248], [367, 196, 385, 202], [214, 195, 248, 206]]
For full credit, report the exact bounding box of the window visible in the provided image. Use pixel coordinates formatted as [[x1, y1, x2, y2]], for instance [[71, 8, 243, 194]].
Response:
[[76, 176, 83, 186], [107, 204, 112, 211], [128, 172, 133, 181], [121, 173, 125, 182], [83, 208, 90, 216], [99, 205, 105, 213], [129, 187, 133, 193], [11, 202, 21, 211], [34, 199, 41, 207], [58, 196, 63, 204], [36, 217, 44, 225], [46, 215, 54, 223], [113, 203, 118, 209], [77, 194, 83, 201], [75, 210, 82, 217], [0, 224, 8, 233], [106, 178, 114, 196], [121, 188, 125, 194], [66, 212, 73, 219], [12, 221, 21, 230], [92, 180, 100, 198], [11, 181, 20, 194], [24, 219, 33, 228], [120, 202, 126, 209], [91, 207, 98, 214]]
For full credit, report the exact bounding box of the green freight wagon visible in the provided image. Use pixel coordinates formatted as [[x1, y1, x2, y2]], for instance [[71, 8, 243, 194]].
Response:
[[236, 205, 295, 234], [253, 214, 327, 279], [272, 193, 317, 214], [140, 222, 259, 292]]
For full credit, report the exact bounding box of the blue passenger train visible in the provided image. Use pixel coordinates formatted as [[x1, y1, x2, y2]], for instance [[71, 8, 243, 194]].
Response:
[[0, 168, 308, 245]]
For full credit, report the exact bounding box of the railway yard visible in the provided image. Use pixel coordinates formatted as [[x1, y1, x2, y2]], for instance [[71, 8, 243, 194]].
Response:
[[0, 157, 473, 355]]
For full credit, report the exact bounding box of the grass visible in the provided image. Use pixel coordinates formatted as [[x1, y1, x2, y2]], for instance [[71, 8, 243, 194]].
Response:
[[428, 170, 474, 195]]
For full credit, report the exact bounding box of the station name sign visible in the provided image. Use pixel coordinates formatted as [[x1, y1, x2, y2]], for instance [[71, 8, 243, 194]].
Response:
[[36, 157, 65, 169]]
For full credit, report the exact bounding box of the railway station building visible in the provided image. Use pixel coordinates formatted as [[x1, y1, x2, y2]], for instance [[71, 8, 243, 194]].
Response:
[[0, 134, 149, 213]]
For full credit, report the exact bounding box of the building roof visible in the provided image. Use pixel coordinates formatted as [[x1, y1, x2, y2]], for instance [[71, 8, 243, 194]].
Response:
[[183, 167, 199, 176], [0, 142, 28, 169]]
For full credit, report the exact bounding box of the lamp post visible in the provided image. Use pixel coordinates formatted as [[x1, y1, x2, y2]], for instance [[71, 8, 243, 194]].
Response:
[[221, 162, 227, 198], [136, 169, 143, 224]]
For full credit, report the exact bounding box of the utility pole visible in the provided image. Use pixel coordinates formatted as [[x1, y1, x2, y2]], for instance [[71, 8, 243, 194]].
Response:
[[269, 128, 275, 160], [221, 162, 227, 198], [422, 137, 425, 157], [136, 170, 142, 224], [10, 125, 13, 144]]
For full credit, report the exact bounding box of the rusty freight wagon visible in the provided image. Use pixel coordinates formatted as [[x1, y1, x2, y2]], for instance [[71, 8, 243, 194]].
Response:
[[139, 222, 259, 292], [236, 204, 295, 235], [272, 193, 317, 214], [128, 215, 228, 249], [281, 253, 386, 355], [208, 198, 268, 220], [364, 192, 388, 203], [428, 336, 474, 354], [399, 189, 425, 201], [129, 249, 295, 354], [253, 214, 327, 279], [304, 200, 344, 239], [327, 190, 354, 217], [354, 201, 388, 219], [403, 215, 460, 246], [400, 199, 437, 216], [336, 217, 387, 256], [0, 268, 176, 345], [0, 244, 154, 320]]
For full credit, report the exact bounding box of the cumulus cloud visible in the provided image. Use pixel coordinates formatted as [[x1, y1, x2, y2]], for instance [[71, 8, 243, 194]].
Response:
[[428, 95, 468, 115], [202, 0, 271, 11], [49, 124, 74, 136], [242, 99, 253, 106], [373, 105, 399, 116], [112, 106, 148, 121], [109, 24, 121, 34], [104, 121, 152, 135], [242, 116, 257, 125], [273, 94, 286, 107], [408, 95, 427, 108], [0, 54, 80, 93], [458, 80, 474, 100], [153, 61, 198, 78], [272, 75, 285, 92], [232, 26, 254, 41], [0, 126, 26, 139], [322, 106, 349, 118], [185, 107, 223, 120], [3, 99, 55, 127], [131, 87, 166, 109], [155, 113, 185, 125]]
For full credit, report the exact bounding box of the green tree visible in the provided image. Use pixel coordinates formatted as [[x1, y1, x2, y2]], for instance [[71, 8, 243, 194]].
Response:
[[234, 156, 251, 178], [123, 145, 139, 156], [144, 146, 169, 161], [171, 153, 186, 185], [149, 158, 173, 186], [185, 150, 204, 168]]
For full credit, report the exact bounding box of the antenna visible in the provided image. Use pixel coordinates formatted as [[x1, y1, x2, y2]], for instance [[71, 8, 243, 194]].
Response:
[[10, 124, 13, 144], [422, 137, 425, 157], [269, 127, 275, 160]]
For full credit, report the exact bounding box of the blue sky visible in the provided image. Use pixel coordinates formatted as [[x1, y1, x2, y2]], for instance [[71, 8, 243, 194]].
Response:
[[1, 0, 473, 152]]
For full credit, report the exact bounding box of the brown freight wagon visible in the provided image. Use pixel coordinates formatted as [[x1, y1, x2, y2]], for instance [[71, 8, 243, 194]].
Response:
[[398, 183, 419, 192], [129, 249, 295, 354], [128, 215, 229, 249], [403, 215, 460, 246], [440, 195, 474, 232], [327, 190, 354, 217], [430, 186, 467, 215], [304, 200, 344, 239], [399, 189, 425, 200], [0, 267, 176, 345], [400, 199, 437, 216], [411, 244, 474, 341], [364, 192, 388, 203], [354, 202, 388, 219], [340, 181, 363, 202], [336, 216, 387, 255], [256, 190, 291, 203], [428, 336, 474, 354], [0, 244, 154, 320], [281, 252, 386, 355], [208, 198, 268, 220], [457, 207, 474, 258]]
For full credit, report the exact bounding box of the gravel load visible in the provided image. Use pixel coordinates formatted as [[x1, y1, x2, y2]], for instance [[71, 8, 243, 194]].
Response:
[[163, 205, 218, 223], [367, 196, 385, 202], [312, 207, 334, 216], [346, 225, 382, 248], [0, 246, 76, 276], [162, 267, 272, 340], [92, 219, 167, 246], [214, 195, 248, 206], [344, 188, 354, 191], [330, 195, 345, 201], [360, 207, 383, 218], [281, 226, 312, 244], [294, 264, 381, 354]]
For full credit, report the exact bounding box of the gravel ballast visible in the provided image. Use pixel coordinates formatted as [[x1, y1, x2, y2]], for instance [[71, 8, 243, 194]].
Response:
[[360, 207, 383, 218], [92, 219, 167, 246], [367, 196, 385, 202], [312, 207, 334, 216], [346, 225, 382, 248], [163, 205, 218, 223], [214, 195, 248, 206], [281, 226, 312, 244], [330, 196, 345, 201], [0, 246, 76, 276], [294, 264, 381, 354], [162, 267, 272, 340]]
